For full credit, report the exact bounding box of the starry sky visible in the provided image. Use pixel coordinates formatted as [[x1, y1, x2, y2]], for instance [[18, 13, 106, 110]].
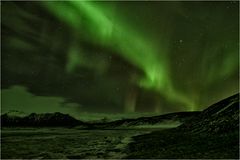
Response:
[[1, 1, 239, 116]]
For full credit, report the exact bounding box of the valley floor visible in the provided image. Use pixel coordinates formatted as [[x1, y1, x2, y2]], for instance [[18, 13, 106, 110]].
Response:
[[1, 128, 153, 159], [1, 127, 238, 159]]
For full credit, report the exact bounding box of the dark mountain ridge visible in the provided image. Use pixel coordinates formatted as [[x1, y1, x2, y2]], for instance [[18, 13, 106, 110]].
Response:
[[125, 93, 239, 159], [1, 112, 83, 127], [180, 93, 239, 134], [89, 111, 200, 129], [1, 111, 200, 128], [1, 94, 238, 131]]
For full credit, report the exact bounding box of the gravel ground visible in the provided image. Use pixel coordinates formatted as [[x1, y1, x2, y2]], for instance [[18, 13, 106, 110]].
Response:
[[1, 128, 153, 159]]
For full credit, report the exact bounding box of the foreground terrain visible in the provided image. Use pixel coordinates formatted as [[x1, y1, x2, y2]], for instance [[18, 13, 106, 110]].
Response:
[[125, 128, 238, 159], [1, 94, 239, 159], [1, 128, 153, 159]]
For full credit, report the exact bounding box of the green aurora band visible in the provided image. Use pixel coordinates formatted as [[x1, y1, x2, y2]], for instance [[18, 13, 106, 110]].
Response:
[[1, 1, 238, 114], [43, 1, 195, 111]]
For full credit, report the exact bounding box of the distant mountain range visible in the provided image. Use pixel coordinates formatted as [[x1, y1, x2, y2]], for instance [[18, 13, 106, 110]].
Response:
[[1, 110, 200, 128], [89, 111, 200, 129], [1, 93, 239, 131], [3, 110, 27, 117], [1, 112, 82, 127], [1, 110, 199, 128]]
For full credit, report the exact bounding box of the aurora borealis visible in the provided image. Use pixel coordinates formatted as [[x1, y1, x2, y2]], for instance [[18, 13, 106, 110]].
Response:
[[1, 1, 239, 116]]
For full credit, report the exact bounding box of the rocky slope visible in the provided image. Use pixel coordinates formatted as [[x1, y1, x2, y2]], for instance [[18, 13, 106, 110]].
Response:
[[125, 93, 239, 159], [180, 93, 239, 133]]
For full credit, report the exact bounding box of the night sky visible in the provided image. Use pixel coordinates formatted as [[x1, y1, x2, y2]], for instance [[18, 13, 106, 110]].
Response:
[[1, 1, 239, 117]]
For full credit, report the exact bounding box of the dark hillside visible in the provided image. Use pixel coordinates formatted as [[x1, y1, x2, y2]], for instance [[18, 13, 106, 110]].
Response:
[[125, 94, 239, 159]]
